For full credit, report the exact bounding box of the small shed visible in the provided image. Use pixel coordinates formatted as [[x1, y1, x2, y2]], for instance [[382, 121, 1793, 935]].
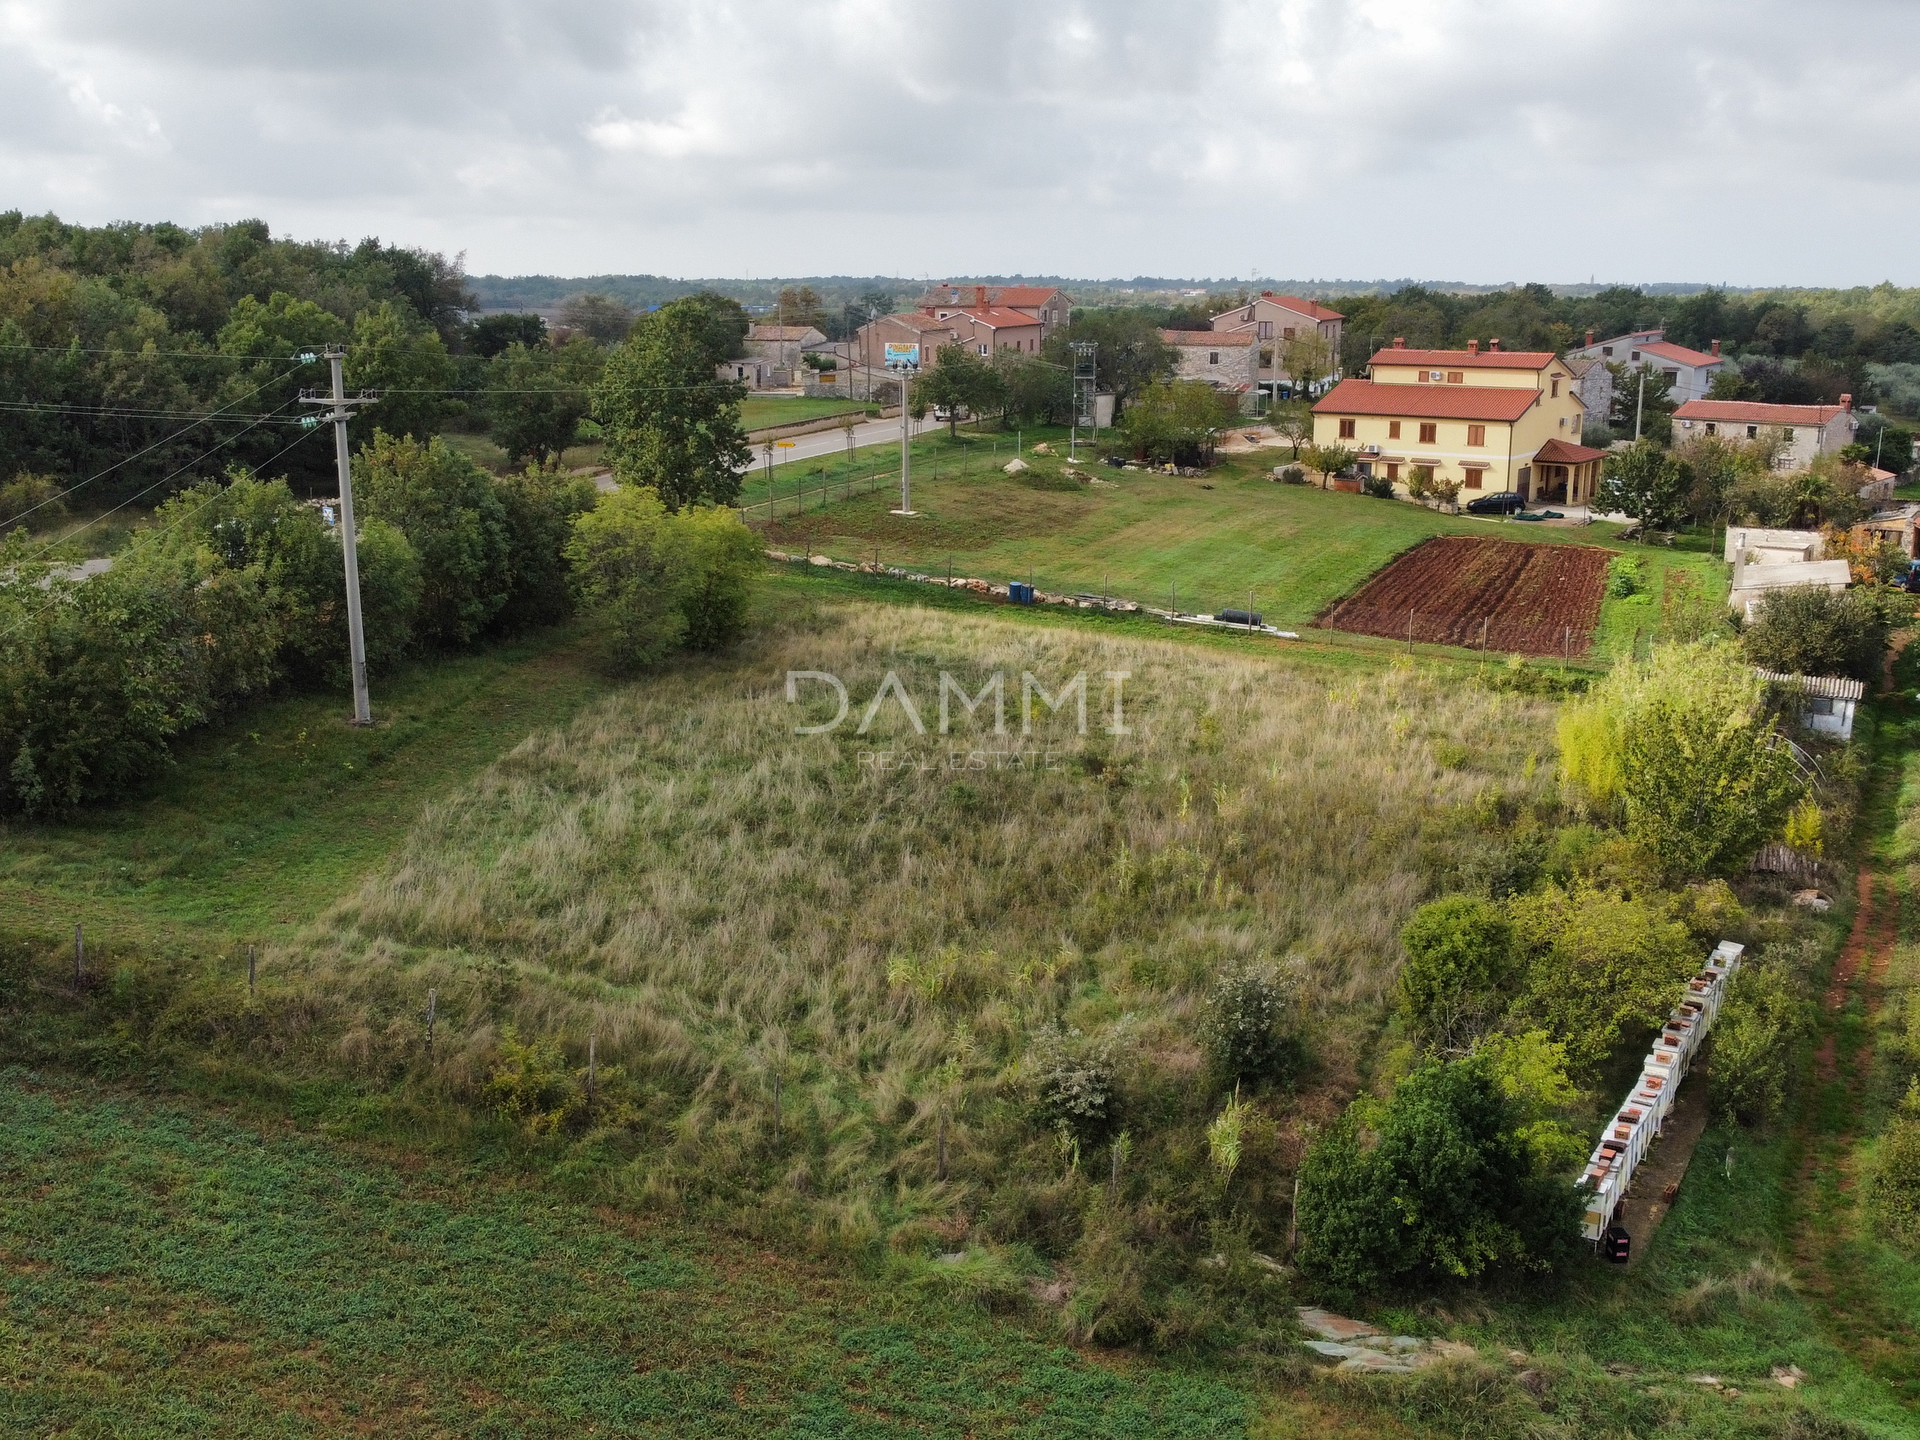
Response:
[[1724, 526, 1823, 564], [1756, 668, 1866, 741], [1728, 558, 1852, 618]]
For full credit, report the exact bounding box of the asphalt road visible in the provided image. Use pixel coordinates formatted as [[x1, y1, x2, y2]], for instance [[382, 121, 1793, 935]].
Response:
[[743, 408, 939, 469]]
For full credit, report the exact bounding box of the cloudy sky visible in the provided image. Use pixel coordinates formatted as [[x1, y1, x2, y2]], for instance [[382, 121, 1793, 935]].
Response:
[[3, 0, 1916, 286]]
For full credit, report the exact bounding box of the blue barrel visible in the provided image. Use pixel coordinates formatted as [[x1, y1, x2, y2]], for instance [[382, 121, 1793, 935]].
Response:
[[1009, 582, 1035, 604]]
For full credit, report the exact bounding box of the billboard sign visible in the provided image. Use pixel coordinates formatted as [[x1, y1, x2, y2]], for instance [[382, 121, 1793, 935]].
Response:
[[883, 342, 921, 369]]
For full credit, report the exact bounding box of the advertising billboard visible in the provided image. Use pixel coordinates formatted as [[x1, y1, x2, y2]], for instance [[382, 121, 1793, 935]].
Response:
[[883, 342, 921, 369]]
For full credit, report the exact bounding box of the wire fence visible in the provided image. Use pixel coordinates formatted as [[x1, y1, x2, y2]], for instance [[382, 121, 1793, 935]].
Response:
[[1318, 605, 1597, 659]]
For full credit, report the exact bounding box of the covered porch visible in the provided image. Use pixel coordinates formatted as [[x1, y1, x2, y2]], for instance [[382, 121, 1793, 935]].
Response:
[[1526, 438, 1608, 504]]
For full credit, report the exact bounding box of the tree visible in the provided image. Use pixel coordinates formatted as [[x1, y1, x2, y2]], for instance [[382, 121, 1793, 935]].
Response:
[[1606, 361, 1677, 437], [1279, 330, 1335, 398], [1044, 310, 1175, 416], [487, 336, 605, 465], [564, 485, 760, 670], [594, 297, 751, 510], [993, 351, 1072, 426], [344, 300, 456, 444], [776, 285, 828, 333], [672, 290, 752, 368], [1294, 1056, 1582, 1296], [1598, 439, 1690, 533], [1270, 401, 1313, 460], [560, 292, 637, 343], [1198, 961, 1303, 1086], [1508, 883, 1700, 1074], [1117, 380, 1238, 465], [1742, 584, 1895, 682], [1673, 432, 1770, 524], [494, 462, 599, 631], [912, 344, 1004, 437], [1558, 641, 1808, 881], [1398, 896, 1518, 1051], [1301, 442, 1357, 488], [354, 431, 512, 648], [1709, 959, 1814, 1125], [468, 311, 547, 359]]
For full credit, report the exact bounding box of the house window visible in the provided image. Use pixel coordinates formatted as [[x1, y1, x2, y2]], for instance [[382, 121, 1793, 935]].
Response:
[[1783, 427, 1795, 442], [979, 344, 989, 356], [1447, 371, 1463, 384], [1418, 370, 1431, 383], [1388, 421, 1402, 439], [1257, 321, 1272, 339], [1602, 346, 1613, 357], [1209, 352, 1220, 366], [1419, 422, 1437, 444], [1464, 469, 1484, 490], [1706, 422, 1717, 435], [1338, 418, 1357, 439], [1467, 425, 1486, 446], [1283, 326, 1296, 339], [1387, 463, 1400, 481], [1808, 696, 1836, 716], [1747, 425, 1758, 439], [1551, 378, 1560, 398], [1631, 350, 1641, 362], [1663, 369, 1679, 384]]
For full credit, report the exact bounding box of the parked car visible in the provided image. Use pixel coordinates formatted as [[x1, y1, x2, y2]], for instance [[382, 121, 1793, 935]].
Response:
[[1465, 491, 1526, 515]]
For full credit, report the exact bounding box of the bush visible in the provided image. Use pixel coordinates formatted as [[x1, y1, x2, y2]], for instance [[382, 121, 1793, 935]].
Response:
[[1362, 472, 1395, 499], [484, 1025, 587, 1136], [1276, 463, 1307, 485], [1027, 1025, 1122, 1144], [1873, 1079, 1920, 1249], [1710, 959, 1815, 1125], [1295, 1056, 1583, 1296], [1398, 896, 1517, 1049], [355, 430, 512, 648], [1743, 584, 1894, 682], [1198, 961, 1302, 1086], [0, 473, 64, 530], [565, 486, 759, 670], [494, 462, 599, 631]]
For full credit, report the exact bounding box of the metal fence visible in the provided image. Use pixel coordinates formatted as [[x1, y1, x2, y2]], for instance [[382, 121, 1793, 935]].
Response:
[[1318, 604, 1595, 659]]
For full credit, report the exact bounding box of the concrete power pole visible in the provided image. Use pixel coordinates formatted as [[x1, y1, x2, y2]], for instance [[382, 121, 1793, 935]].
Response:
[[302, 348, 378, 724]]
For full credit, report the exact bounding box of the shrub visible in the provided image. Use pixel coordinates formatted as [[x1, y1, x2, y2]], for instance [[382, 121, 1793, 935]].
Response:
[[355, 430, 512, 648], [1027, 1025, 1122, 1145], [1873, 1079, 1920, 1249], [1198, 961, 1302, 1086], [1362, 472, 1395, 499], [1710, 960, 1814, 1124], [275, 513, 421, 687], [0, 473, 63, 530], [1606, 554, 1644, 598], [1397, 896, 1517, 1049], [1276, 463, 1307, 485], [1743, 584, 1895, 682], [1294, 1056, 1583, 1296], [484, 1025, 587, 1136], [494, 462, 599, 631]]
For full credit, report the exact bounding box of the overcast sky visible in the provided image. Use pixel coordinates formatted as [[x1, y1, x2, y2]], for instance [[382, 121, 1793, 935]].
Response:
[[3, 0, 1916, 286]]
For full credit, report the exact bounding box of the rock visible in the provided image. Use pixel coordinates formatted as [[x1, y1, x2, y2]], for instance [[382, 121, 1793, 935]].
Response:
[[1198, 1253, 1228, 1270], [1296, 1307, 1381, 1342], [1687, 1374, 1723, 1387], [1003, 458, 1029, 475], [809, 554, 834, 565], [1790, 889, 1832, 912], [1338, 1351, 1417, 1375], [1030, 442, 1053, 455], [1303, 1341, 1368, 1360], [936, 1251, 967, 1264], [1425, 1340, 1479, 1363], [1248, 1252, 1289, 1275], [1517, 1369, 1550, 1397], [1505, 1349, 1530, 1365], [1772, 1365, 1806, 1389]]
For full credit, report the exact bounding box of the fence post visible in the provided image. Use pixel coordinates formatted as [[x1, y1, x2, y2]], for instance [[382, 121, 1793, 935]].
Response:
[[1247, 589, 1255, 634], [1407, 609, 1414, 652], [587, 1032, 597, 1102], [937, 1109, 947, 1181], [74, 923, 83, 988], [248, 943, 256, 994], [425, 988, 437, 1054]]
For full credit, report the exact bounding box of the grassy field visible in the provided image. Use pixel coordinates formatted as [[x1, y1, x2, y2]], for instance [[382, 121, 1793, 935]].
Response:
[[0, 1074, 1247, 1439], [735, 429, 1728, 659], [740, 395, 878, 433], [0, 583, 1915, 1435]]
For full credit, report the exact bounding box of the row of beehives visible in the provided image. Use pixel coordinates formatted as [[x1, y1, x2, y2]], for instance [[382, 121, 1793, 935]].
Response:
[[1579, 940, 1745, 1240]]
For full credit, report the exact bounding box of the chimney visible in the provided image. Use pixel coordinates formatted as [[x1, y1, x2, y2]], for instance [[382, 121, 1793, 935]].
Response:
[[1585, 329, 1594, 347], [1711, 339, 1721, 357], [975, 285, 987, 308], [1488, 337, 1501, 352], [1842, 393, 1853, 411], [1466, 339, 1479, 354], [1392, 336, 1405, 348], [1262, 290, 1273, 297]]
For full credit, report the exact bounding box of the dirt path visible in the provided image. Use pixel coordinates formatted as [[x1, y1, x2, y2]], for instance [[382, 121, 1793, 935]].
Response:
[[1615, 1069, 1713, 1265]]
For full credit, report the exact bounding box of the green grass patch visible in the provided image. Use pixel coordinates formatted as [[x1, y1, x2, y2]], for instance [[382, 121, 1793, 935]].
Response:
[[0, 1074, 1248, 1438], [740, 395, 878, 433]]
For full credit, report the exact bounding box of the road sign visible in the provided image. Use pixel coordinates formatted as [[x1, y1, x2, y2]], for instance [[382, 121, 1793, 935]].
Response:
[[883, 342, 920, 369]]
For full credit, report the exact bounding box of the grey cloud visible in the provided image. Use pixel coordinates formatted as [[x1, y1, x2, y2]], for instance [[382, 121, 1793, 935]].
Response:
[[3, 0, 1918, 283]]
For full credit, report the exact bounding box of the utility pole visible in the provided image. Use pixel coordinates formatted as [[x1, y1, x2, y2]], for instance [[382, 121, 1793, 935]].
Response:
[[1070, 341, 1098, 458], [1634, 367, 1645, 443], [897, 373, 915, 514], [301, 348, 378, 725]]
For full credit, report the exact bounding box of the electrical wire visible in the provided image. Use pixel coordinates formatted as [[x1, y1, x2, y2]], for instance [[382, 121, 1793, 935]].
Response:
[[0, 423, 328, 646], [0, 359, 312, 530], [0, 342, 323, 360], [0, 399, 304, 424]]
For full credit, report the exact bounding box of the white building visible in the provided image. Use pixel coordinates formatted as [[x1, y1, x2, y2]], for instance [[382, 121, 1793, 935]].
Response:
[[1677, 397, 1859, 470], [1564, 328, 1730, 405], [1756, 669, 1864, 742], [1208, 292, 1345, 399]]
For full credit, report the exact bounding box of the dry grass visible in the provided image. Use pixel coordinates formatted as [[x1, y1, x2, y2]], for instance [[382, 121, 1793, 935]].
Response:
[[289, 596, 1555, 1254]]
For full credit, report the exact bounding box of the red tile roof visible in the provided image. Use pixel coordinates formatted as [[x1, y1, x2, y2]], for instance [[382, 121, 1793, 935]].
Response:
[[1266, 293, 1344, 322], [1312, 379, 1539, 422], [1161, 329, 1253, 346], [876, 312, 959, 333], [934, 306, 1043, 328], [1370, 347, 1559, 371], [1675, 399, 1851, 426], [750, 324, 822, 341], [922, 284, 1067, 309], [1534, 438, 1608, 464], [1638, 339, 1724, 369]]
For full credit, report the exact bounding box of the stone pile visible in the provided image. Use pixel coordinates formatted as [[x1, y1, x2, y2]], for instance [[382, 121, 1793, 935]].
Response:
[[1296, 1308, 1478, 1375]]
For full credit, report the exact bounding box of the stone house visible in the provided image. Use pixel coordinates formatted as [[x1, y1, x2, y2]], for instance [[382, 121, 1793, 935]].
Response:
[[1565, 328, 1729, 406], [1673, 396, 1859, 470], [1160, 330, 1259, 411]]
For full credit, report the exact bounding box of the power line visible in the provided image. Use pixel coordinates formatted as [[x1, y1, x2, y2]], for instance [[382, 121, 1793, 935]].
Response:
[[0, 399, 304, 424], [0, 424, 327, 646], [0, 342, 324, 360]]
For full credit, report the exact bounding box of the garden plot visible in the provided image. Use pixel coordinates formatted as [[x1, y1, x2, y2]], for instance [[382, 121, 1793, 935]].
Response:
[[1318, 536, 1611, 656]]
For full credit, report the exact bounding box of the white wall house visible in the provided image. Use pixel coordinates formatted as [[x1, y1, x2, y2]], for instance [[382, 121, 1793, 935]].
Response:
[[1756, 669, 1864, 742], [1564, 328, 1729, 405], [1676, 397, 1859, 470]]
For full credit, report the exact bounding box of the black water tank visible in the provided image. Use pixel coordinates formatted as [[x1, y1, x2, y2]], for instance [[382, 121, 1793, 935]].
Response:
[[1216, 609, 1262, 627]]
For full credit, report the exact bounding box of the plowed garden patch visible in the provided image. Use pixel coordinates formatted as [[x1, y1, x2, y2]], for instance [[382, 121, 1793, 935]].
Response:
[[1318, 536, 1610, 656]]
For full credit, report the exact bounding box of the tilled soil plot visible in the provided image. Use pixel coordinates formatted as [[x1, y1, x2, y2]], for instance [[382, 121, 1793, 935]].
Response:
[[1319, 536, 1611, 655]]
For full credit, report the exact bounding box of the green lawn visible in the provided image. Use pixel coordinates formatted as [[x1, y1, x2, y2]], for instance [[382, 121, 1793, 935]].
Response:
[[739, 429, 1727, 654], [0, 1075, 1247, 1439], [740, 395, 877, 433]]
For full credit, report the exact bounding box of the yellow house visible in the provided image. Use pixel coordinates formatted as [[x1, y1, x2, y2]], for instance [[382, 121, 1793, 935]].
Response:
[[1310, 339, 1603, 503]]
